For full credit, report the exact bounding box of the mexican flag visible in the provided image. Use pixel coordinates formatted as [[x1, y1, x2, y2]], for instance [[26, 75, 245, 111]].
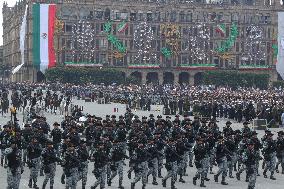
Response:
[[32, 3, 56, 73], [216, 24, 226, 36], [117, 21, 128, 33]]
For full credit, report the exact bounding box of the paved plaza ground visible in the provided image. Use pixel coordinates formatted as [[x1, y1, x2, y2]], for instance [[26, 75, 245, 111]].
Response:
[[0, 97, 283, 189]]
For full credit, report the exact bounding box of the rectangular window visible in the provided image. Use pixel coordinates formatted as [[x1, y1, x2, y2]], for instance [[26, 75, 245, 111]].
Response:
[[130, 13, 137, 21], [65, 24, 72, 32]]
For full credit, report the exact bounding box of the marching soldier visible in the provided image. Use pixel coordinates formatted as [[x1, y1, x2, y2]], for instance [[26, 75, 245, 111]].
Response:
[[193, 136, 207, 187], [50, 122, 62, 158], [162, 139, 180, 189], [108, 140, 128, 189], [276, 131, 284, 174], [262, 132, 277, 180], [214, 136, 229, 185], [27, 137, 42, 189], [77, 140, 89, 189], [63, 144, 80, 189], [42, 140, 61, 189], [4, 140, 24, 189], [91, 141, 109, 189], [131, 142, 149, 189], [241, 140, 259, 189]]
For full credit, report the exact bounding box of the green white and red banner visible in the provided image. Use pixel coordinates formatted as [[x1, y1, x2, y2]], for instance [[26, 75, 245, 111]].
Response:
[[216, 24, 226, 36], [33, 3, 56, 73]]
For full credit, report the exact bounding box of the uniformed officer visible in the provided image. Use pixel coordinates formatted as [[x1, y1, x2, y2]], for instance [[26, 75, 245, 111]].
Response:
[[42, 140, 61, 189], [91, 141, 109, 189], [27, 137, 42, 189], [276, 131, 284, 174], [193, 136, 207, 187], [77, 140, 89, 189], [4, 140, 23, 189], [262, 132, 277, 180], [214, 136, 229, 185]]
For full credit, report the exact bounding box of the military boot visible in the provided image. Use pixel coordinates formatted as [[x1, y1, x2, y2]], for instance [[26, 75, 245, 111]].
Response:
[[127, 171, 132, 179], [221, 176, 228, 185], [214, 175, 219, 182], [245, 174, 249, 182], [40, 169, 44, 176], [152, 177, 158, 185], [131, 183, 135, 189], [82, 184, 86, 189], [33, 183, 39, 189], [179, 175, 185, 183], [28, 179, 32, 188], [200, 178, 206, 187], [118, 180, 124, 189], [1, 158, 3, 166], [193, 177, 197, 185], [142, 184, 146, 189], [236, 172, 240, 180], [263, 171, 267, 178], [162, 179, 166, 187], [42, 183, 46, 189], [49, 186, 53, 189], [61, 174, 65, 184], [171, 181, 177, 189], [270, 172, 276, 180], [158, 169, 163, 178]]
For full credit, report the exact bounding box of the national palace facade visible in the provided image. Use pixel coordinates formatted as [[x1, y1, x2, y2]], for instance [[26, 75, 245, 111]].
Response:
[[2, 0, 284, 84]]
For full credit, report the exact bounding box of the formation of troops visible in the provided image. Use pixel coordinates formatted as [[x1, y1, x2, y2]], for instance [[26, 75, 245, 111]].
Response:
[[0, 83, 284, 189]]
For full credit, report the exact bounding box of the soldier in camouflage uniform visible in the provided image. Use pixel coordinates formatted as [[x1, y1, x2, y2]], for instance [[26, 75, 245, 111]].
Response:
[[4, 140, 24, 189], [131, 142, 149, 189], [241, 140, 259, 189], [41, 141, 60, 189], [276, 131, 284, 174], [91, 142, 109, 189], [193, 136, 207, 187], [63, 145, 80, 189], [76, 140, 89, 189], [262, 132, 277, 180], [108, 140, 128, 189], [27, 137, 42, 189]]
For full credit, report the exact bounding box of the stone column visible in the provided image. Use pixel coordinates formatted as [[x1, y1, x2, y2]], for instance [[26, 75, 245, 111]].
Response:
[[158, 72, 163, 85], [189, 73, 195, 86], [141, 72, 147, 84], [174, 72, 179, 85]]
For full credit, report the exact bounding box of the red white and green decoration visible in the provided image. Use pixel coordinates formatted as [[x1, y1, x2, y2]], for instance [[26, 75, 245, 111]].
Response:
[[32, 3, 57, 72]]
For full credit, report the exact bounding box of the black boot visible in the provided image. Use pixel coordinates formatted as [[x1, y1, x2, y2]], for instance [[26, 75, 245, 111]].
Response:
[[270, 172, 276, 180], [33, 183, 39, 189], [262, 162, 265, 169], [40, 169, 44, 176], [236, 172, 240, 180], [204, 177, 210, 181], [152, 177, 158, 185], [82, 185, 86, 189], [179, 175, 185, 183], [263, 171, 267, 178], [42, 183, 46, 189], [162, 179, 166, 187], [229, 173, 234, 178], [214, 175, 218, 182], [131, 183, 135, 189], [107, 180, 112, 186], [61, 174, 65, 184], [0, 158, 3, 166], [221, 176, 228, 185], [128, 171, 132, 179], [245, 174, 249, 182], [200, 178, 206, 187], [276, 164, 279, 173], [28, 179, 32, 188], [158, 169, 163, 178], [49, 186, 53, 189], [171, 181, 177, 189], [118, 180, 124, 189], [142, 184, 146, 189], [193, 177, 197, 185]]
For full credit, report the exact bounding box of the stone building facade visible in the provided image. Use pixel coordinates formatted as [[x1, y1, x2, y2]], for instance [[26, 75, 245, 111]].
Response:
[[2, 0, 284, 84]]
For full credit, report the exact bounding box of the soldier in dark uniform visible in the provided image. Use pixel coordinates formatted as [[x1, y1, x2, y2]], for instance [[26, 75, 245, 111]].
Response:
[[262, 132, 277, 180], [214, 136, 229, 185], [276, 131, 284, 174], [41, 140, 61, 189], [4, 140, 24, 189], [27, 137, 42, 189], [91, 141, 109, 189], [50, 122, 62, 158], [193, 136, 207, 187], [77, 140, 89, 189], [162, 139, 180, 189]]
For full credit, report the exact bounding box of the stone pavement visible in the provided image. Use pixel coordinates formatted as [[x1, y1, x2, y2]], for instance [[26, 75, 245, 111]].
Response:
[[0, 98, 283, 189]]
